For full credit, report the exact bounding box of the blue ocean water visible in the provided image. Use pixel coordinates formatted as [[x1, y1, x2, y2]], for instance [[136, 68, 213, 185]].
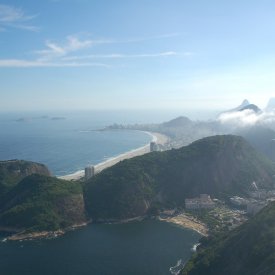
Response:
[[0, 111, 159, 176]]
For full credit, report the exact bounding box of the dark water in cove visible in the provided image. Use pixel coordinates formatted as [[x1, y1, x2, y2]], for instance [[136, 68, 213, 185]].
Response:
[[0, 220, 200, 275]]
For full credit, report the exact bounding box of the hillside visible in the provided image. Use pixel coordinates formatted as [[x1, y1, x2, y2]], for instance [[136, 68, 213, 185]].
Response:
[[0, 174, 86, 232], [0, 160, 51, 199], [235, 125, 275, 161], [84, 135, 275, 221], [181, 201, 275, 275]]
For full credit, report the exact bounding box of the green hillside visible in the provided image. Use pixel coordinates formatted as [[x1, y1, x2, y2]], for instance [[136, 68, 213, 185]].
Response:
[[182, 201, 275, 275], [0, 174, 86, 232], [0, 160, 51, 199], [84, 135, 275, 221]]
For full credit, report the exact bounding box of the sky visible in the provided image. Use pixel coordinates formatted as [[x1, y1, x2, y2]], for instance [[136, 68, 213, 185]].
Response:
[[1, 0, 275, 112]]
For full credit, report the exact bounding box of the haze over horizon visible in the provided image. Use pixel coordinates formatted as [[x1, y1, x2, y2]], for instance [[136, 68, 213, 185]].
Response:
[[1, 0, 275, 111]]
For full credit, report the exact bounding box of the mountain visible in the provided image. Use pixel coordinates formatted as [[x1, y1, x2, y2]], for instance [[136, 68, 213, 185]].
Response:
[[181, 201, 275, 275], [0, 174, 86, 232], [239, 104, 262, 113], [0, 160, 51, 199], [235, 125, 275, 161], [161, 116, 193, 128], [220, 99, 250, 115], [84, 135, 275, 221]]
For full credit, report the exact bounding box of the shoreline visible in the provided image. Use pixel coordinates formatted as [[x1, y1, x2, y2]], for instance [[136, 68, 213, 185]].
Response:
[[159, 213, 208, 237], [3, 222, 90, 242], [1, 213, 206, 242], [58, 131, 169, 181]]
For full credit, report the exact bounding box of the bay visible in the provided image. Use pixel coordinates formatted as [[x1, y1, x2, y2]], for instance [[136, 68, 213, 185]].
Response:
[[0, 220, 200, 275]]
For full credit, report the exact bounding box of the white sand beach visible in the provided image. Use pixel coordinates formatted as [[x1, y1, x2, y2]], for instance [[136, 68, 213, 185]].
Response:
[[58, 131, 169, 181], [159, 213, 208, 236]]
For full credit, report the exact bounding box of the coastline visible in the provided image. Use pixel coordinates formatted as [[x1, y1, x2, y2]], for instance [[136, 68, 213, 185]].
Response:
[[58, 131, 169, 181], [2, 213, 208, 242], [4, 222, 90, 242], [159, 213, 208, 237]]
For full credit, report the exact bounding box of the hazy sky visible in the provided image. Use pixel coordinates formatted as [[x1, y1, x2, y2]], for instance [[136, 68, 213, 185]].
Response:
[[1, 0, 275, 111]]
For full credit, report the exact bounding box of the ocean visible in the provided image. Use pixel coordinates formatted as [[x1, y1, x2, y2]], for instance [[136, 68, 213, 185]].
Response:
[[0, 111, 156, 176], [0, 110, 203, 275], [0, 109, 218, 176]]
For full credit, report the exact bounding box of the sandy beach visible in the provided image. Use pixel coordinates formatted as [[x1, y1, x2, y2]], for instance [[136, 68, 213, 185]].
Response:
[[159, 213, 208, 236], [58, 131, 169, 181]]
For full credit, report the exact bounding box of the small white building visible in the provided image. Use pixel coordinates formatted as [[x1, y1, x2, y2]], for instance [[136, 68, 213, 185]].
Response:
[[85, 166, 95, 180]]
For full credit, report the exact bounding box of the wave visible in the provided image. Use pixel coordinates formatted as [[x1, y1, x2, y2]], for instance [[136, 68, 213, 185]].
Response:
[[169, 259, 185, 275]]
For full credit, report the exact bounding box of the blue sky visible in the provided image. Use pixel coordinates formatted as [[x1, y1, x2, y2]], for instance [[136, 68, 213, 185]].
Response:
[[1, 0, 275, 112]]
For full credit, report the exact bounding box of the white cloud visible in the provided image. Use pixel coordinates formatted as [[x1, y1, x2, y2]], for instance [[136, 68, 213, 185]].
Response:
[[0, 59, 109, 68], [218, 109, 275, 127], [0, 34, 109, 68], [36, 35, 94, 61], [62, 51, 193, 61], [0, 4, 38, 31], [0, 32, 189, 68]]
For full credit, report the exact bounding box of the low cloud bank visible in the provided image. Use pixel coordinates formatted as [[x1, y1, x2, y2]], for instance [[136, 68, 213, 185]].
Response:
[[218, 109, 275, 127]]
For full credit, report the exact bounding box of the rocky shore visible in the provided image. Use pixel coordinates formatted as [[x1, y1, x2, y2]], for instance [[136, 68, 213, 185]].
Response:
[[3, 222, 90, 242]]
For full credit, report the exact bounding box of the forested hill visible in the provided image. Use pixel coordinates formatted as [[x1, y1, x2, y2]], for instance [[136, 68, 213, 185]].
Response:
[[0, 160, 51, 199], [84, 135, 275, 221], [181, 201, 275, 275], [0, 161, 87, 233]]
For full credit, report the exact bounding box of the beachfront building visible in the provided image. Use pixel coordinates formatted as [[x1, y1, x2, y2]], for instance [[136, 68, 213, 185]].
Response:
[[185, 194, 215, 210], [150, 142, 158, 152], [85, 166, 95, 180]]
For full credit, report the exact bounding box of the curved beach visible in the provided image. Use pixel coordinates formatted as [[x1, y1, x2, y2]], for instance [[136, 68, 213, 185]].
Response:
[[58, 131, 169, 181]]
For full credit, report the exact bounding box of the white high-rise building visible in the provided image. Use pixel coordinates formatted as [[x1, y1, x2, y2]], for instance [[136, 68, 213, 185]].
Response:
[[85, 166, 95, 180]]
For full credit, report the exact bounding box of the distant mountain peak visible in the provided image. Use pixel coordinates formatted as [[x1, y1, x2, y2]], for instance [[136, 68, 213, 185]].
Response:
[[239, 104, 261, 113], [219, 99, 251, 116], [241, 99, 250, 107], [162, 116, 192, 127]]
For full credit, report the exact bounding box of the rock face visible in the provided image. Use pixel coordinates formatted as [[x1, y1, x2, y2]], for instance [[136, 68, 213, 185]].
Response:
[[84, 135, 275, 221], [0, 160, 51, 198], [0, 159, 51, 181], [181, 201, 275, 275]]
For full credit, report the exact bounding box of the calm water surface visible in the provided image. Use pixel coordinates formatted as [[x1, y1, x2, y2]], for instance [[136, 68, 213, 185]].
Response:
[[0, 220, 200, 275]]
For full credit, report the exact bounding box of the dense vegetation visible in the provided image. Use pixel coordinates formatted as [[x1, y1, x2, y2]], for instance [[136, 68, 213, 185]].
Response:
[[181, 201, 275, 275], [84, 135, 275, 221], [0, 174, 86, 232], [0, 160, 50, 199]]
